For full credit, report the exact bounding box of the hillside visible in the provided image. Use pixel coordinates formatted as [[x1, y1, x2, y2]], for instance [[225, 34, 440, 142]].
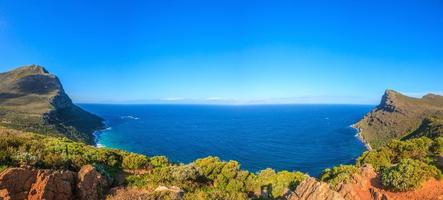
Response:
[[0, 65, 103, 144], [355, 90, 443, 149]]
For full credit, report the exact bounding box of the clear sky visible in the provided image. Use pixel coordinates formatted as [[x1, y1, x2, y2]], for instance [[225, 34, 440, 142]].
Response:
[[0, 0, 442, 104]]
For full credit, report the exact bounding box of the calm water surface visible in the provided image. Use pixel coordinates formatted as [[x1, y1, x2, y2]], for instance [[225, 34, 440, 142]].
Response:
[[80, 104, 372, 176]]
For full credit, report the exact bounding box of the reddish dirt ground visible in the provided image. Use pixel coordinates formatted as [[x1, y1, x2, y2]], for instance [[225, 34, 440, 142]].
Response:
[[381, 179, 443, 200]]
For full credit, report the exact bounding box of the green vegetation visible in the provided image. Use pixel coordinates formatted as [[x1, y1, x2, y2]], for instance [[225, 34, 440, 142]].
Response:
[[0, 128, 306, 199], [381, 159, 441, 191], [352, 136, 443, 191], [356, 147, 393, 171], [122, 153, 149, 170], [126, 156, 306, 199], [404, 117, 443, 140], [254, 168, 306, 198], [320, 165, 358, 188], [0, 165, 6, 172], [356, 137, 440, 171]]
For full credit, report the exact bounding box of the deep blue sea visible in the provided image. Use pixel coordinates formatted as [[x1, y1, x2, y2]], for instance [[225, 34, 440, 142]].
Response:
[[80, 104, 373, 176]]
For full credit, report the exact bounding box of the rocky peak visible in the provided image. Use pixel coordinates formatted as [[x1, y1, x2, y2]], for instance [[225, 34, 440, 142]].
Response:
[[377, 89, 400, 112]]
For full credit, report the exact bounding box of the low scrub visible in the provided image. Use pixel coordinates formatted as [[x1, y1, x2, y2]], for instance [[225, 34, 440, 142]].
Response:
[[320, 165, 358, 188], [381, 159, 441, 191]]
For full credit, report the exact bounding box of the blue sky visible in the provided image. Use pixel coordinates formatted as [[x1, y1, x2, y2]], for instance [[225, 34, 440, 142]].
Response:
[[0, 0, 442, 104]]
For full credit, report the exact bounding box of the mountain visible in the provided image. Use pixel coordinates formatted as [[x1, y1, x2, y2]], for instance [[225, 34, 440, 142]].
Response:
[[0, 65, 103, 144], [355, 90, 443, 149]]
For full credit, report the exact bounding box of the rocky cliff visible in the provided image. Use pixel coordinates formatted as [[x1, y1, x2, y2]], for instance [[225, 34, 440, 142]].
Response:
[[356, 90, 443, 149], [0, 65, 103, 144]]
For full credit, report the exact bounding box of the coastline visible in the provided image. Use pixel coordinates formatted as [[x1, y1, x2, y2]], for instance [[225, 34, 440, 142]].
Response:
[[93, 126, 111, 148], [352, 124, 373, 151]]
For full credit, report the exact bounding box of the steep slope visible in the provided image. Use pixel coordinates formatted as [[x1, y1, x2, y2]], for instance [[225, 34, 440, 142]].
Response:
[[355, 90, 443, 149], [0, 65, 103, 144]]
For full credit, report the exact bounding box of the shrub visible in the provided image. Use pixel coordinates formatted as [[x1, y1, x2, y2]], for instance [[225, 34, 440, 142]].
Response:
[[356, 147, 393, 171], [123, 153, 149, 170], [255, 168, 306, 198], [381, 159, 441, 191], [194, 156, 225, 181], [0, 165, 7, 172], [388, 137, 433, 162], [150, 156, 169, 168], [126, 174, 148, 188], [320, 165, 358, 188], [184, 189, 248, 200], [432, 137, 443, 155]]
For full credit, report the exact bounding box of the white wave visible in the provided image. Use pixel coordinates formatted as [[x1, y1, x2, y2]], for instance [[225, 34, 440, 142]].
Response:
[[121, 115, 140, 120], [96, 143, 106, 148]]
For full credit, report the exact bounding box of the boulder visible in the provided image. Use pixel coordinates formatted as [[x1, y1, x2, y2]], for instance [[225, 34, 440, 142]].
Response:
[[27, 170, 76, 200], [0, 168, 37, 200], [286, 177, 344, 200], [76, 165, 109, 200], [0, 168, 76, 200]]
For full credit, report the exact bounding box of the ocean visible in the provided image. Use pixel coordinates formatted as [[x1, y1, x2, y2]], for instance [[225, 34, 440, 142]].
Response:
[[80, 104, 373, 176]]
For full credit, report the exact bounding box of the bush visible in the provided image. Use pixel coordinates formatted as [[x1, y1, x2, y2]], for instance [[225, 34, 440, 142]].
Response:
[[320, 165, 358, 188], [123, 153, 149, 170], [255, 168, 306, 198], [356, 147, 393, 171], [381, 159, 441, 191], [194, 156, 225, 181], [0, 165, 7, 172], [432, 137, 443, 156], [150, 156, 169, 168], [126, 174, 148, 188], [184, 189, 248, 200], [388, 137, 433, 162]]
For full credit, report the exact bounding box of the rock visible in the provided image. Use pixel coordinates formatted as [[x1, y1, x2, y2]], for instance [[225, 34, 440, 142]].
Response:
[[0, 168, 37, 200], [286, 177, 345, 200], [76, 165, 109, 200], [27, 170, 76, 200], [336, 165, 378, 200], [0, 168, 75, 200]]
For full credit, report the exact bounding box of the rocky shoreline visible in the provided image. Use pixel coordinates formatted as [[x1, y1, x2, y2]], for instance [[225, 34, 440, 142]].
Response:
[[352, 124, 373, 151]]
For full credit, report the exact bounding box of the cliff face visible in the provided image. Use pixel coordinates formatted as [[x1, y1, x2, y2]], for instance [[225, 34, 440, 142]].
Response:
[[0, 65, 103, 144], [356, 90, 443, 149]]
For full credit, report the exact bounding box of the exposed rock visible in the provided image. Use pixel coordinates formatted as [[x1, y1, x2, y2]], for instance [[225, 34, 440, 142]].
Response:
[[77, 165, 109, 200], [336, 165, 378, 200], [286, 177, 344, 200], [0, 165, 111, 200], [0, 168, 75, 200], [0, 168, 37, 200], [27, 170, 76, 200]]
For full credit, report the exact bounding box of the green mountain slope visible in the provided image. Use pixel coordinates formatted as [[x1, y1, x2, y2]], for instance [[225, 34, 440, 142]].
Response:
[[356, 90, 443, 149], [0, 65, 103, 144]]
